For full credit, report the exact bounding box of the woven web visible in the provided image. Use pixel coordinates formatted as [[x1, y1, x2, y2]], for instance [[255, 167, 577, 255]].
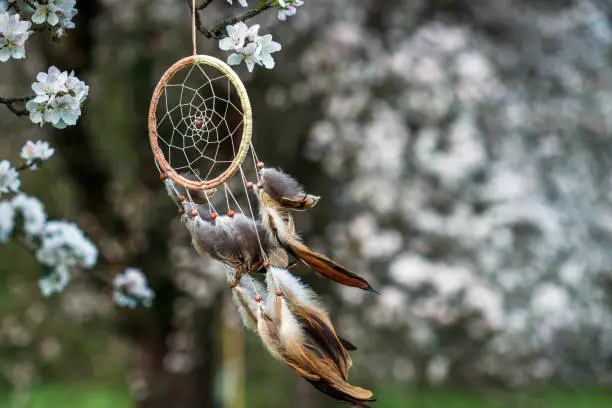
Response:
[[156, 60, 268, 295], [155, 62, 245, 183]]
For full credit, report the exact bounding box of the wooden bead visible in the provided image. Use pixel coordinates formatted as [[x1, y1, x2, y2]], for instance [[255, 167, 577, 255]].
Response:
[[177, 195, 185, 202], [177, 208, 185, 215], [209, 212, 217, 220], [190, 210, 198, 217], [246, 182, 254, 189], [160, 173, 167, 181], [263, 261, 271, 269], [227, 210, 235, 217], [256, 161, 265, 169], [254, 295, 263, 302], [275, 289, 283, 296], [256, 182, 263, 189]]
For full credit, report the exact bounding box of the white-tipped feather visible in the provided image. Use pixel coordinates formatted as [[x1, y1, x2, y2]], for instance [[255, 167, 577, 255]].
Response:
[[276, 293, 305, 344], [232, 279, 265, 331], [266, 266, 321, 309], [256, 300, 284, 361]]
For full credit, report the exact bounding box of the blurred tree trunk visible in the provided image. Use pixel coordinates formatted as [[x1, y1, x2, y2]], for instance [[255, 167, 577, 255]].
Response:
[[45, 2, 217, 407]]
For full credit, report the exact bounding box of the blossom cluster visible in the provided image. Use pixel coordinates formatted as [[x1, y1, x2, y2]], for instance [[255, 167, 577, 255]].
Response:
[[30, 0, 78, 35], [277, 0, 304, 21], [113, 268, 155, 308], [20, 140, 55, 169], [1, 193, 98, 295], [218, 22, 281, 72], [0, 141, 53, 198], [1, 140, 97, 296], [26, 66, 89, 129], [0, 7, 32, 61], [226, 0, 248, 7], [0, 1, 77, 62], [0, 160, 20, 195]]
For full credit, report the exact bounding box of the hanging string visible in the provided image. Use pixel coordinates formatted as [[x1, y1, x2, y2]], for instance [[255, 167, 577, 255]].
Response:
[[192, 0, 197, 57]]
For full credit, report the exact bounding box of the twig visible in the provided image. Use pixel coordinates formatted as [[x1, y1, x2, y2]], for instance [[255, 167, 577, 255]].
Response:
[[191, 0, 276, 40], [0, 96, 32, 117]]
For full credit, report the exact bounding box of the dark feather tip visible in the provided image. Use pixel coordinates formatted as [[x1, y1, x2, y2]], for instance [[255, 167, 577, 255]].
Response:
[[364, 286, 380, 295], [339, 337, 358, 352]]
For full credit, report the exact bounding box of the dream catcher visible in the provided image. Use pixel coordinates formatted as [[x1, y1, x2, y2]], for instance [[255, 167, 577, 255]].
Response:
[[147, 3, 377, 406]]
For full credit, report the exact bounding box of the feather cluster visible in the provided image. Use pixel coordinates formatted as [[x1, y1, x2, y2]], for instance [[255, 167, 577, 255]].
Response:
[[166, 168, 376, 406]]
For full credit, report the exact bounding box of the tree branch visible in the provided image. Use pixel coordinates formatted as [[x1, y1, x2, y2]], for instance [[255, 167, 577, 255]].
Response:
[[196, 0, 214, 10], [0, 96, 32, 117], [191, 0, 276, 40]]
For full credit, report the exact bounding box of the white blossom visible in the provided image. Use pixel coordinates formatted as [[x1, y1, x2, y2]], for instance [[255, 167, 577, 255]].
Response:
[[31, 0, 78, 31], [0, 160, 20, 195], [219, 23, 281, 72], [20, 140, 55, 169], [36, 220, 98, 269], [226, 0, 248, 7], [0, 200, 15, 242], [218, 22, 251, 52], [254, 34, 281, 69], [31, 3, 59, 26], [113, 268, 154, 308], [38, 264, 70, 296], [227, 42, 258, 72], [12, 194, 46, 236], [278, 0, 303, 21], [26, 66, 89, 129], [0, 11, 32, 61]]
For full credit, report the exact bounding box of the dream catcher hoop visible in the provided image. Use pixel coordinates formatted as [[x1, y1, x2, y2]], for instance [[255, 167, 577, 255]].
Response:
[[146, 2, 377, 406], [148, 54, 252, 192]]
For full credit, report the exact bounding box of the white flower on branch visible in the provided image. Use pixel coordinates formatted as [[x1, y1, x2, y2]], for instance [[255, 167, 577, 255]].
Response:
[[277, 0, 303, 21], [20, 140, 55, 169], [36, 220, 98, 269], [12, 194, 46, 236], [219, 22, 281, 72], [226, 0, 248, 7], [254, 34, 281, 68], [0, 200, 15, 242], [227, 42, 258, 72], [0, 11, 32, 62], [38, 264, 70, 296], [32, 3, 58, 26], [218, 21, 251, 52], [31, 0, 78, 32], [0, 160, 20, 195], [26, 66, 89, 129], [113, 268, 154, 308]]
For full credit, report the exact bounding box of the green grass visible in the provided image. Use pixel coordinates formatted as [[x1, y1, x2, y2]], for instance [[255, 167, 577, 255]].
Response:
[[379, 387, 612, 408], [0, 385, 131, 408], [1, 384, 610, 408]]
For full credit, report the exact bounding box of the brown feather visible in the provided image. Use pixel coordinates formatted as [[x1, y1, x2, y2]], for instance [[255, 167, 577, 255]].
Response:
[[287, 240, 379, 294], [339, 336, 357, 352], [256, 188, 378, 293], [256, 295, 374, 406], [261, 168, 320, 211], [266, 267, 352, 379]]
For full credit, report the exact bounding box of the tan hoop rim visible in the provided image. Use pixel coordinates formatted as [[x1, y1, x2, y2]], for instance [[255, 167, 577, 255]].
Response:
[[148, 55, 252, 190]]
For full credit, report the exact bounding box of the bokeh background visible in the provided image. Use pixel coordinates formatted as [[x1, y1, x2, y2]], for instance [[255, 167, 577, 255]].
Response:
[[2, 0, 612, 407]]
